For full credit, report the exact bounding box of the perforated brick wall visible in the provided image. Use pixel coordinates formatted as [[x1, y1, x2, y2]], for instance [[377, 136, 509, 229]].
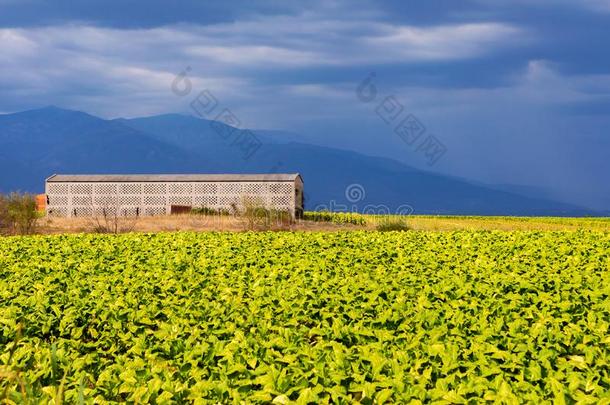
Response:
[[45, 180, 302, 218]]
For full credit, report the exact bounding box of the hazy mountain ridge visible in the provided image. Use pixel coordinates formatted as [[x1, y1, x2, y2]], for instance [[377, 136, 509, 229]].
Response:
[[0, 107, 600, 216]]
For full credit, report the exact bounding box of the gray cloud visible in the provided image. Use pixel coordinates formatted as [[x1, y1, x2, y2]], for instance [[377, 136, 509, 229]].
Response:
[[1, 2, 610, 210], [0, 17, 528, 118]]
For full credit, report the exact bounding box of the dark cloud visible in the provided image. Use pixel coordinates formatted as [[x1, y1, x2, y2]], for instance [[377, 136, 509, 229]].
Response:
[[0, 0, 609, 209], [0, 0, 280, 28]]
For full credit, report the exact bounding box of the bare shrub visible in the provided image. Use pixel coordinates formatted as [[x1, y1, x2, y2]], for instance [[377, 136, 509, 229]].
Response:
[[1, 193, 39, 235], [88, 204, 138, 234], [267, 209, 295, 231], [191, 206, 231, 216], [240, 198, 294, 231], [0, 195, 9, 235], [376, 217, 410, 232]]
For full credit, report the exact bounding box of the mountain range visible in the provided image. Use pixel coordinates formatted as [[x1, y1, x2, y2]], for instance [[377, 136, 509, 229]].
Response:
[[0, 106, 602, 216]]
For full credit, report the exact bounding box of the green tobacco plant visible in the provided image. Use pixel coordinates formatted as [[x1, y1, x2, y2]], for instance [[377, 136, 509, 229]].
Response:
[[303, 211, 367, 225], [1, 231, 610, 402]]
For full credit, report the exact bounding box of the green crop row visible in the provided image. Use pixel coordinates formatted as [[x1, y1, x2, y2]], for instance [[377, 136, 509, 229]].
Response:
[[302, 212, 610, 231], [1, 231, 609, 403], [303, 211, 368, 225]]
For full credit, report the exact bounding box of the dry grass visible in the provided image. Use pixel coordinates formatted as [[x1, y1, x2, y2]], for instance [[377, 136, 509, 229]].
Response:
[[37, 215, 363, 234], [397, 216, 610, 232], [31, 214, 610, 235]]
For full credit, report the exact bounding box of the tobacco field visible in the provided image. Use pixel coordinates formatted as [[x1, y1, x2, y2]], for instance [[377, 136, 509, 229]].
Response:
[[1, 231, 609, 403]]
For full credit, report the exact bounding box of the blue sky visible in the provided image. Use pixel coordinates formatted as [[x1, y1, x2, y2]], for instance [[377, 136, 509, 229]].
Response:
[[1, 0, 609, 209]]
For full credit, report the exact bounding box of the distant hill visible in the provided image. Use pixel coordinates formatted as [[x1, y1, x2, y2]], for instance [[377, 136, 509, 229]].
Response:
[[0, 106, 599, 215]]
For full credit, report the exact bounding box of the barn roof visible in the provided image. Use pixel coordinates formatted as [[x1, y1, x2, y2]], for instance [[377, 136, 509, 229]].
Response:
[[46, 173, 302, 183]]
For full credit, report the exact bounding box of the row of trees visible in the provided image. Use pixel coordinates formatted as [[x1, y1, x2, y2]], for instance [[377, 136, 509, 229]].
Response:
[[0, 193, 39, 235]]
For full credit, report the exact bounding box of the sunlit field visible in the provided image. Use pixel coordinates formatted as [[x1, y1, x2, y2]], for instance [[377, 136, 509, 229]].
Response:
[[1, 230, 609, 402]]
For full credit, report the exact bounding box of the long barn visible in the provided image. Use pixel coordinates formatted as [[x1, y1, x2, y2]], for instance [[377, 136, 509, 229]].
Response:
[[45, 173, 304, 218]]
